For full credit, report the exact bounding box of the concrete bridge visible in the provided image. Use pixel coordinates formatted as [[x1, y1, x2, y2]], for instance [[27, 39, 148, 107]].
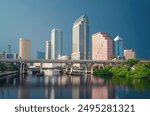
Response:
[[0, 59, 124, 74], [0, 59, 124, 63], [0, 59, 149, 75]]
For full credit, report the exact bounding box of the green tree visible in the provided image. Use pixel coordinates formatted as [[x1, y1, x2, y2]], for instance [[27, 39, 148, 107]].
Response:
[[110, 66, 130, 77], [0, 62, 18, 72], [125, 59, 140, 67], [0, 62, 7, 72], [93, 66, 112, 76], [126, 63, 150, 79]]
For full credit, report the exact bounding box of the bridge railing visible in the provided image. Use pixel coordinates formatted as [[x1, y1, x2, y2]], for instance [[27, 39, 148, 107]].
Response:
[[0, 59, 125, 64]]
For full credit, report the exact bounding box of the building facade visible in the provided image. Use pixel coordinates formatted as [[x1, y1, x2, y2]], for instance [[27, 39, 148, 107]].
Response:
[[114, 35, 124, 59], [36, 51, 45, 59], [124, 49, 136, 60], [45, 41, 51, 59], [19, 38, 30, 60], [5, 53, 18, 59], [0, 53, 4, 59], [92, 32, 114, 60], [51, 28, 63, 60], [71, 14, 89, 60]]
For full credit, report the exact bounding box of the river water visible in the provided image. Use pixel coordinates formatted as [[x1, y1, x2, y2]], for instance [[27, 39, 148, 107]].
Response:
[[0, 73, 150, 99]]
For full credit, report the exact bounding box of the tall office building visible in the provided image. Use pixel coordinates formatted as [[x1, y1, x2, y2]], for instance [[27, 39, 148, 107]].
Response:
[[92, 32, 113, 60], [45, 41, 51, 59], [19, 38, 30, 60], [71, 14, 89, 60], [124, 49, 136, 60], [51, 28, 63, 59], [114, 35, 124, 59]]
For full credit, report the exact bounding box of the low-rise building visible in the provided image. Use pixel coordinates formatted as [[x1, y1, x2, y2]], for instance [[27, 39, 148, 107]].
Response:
[[124, 49, 136, 60]]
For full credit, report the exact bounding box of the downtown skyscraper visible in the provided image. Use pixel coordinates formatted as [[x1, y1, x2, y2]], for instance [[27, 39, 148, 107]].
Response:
[[51, 28, 63, 59], [45, 41, 51, 59], [71, 14, 89, 60], [114, 35, 124, 59], [19, 38, 30, 60], [92, 32, 114, 60]]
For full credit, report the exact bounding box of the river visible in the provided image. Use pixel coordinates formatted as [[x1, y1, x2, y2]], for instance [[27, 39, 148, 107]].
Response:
[[0, 73, 150, 99]]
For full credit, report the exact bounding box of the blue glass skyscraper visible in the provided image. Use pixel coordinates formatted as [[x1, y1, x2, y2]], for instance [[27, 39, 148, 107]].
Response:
[[114, 35, 124, 59]]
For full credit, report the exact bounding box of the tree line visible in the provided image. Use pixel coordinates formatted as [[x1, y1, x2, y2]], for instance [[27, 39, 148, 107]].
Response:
[[93, 59, 150, 79], [0, 62, 18, 72]]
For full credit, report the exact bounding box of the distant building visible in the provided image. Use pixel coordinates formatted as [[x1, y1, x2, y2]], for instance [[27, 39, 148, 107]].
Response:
[[19, 38, 30, 60], [124, 49, 136, 60], [36, 51, 45, 59], [0, 53, 4, 59], [92, 32, 114, 60], [71, 14, 89, 60], [45, 41, 51, 59], [114, 35, 124, 59], [51, 28, 63, 59], [5, 53, 18, 59]]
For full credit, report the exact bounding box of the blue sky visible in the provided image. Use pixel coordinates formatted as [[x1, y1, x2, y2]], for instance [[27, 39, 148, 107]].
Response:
[[0, 0, 150, 59]]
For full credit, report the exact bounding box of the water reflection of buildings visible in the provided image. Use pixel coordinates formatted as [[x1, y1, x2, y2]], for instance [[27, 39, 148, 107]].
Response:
[[47, 75, 115, 99], [1, 73, 150, 99], [18, 75, 46, 99], [17, 74, 115, 99], [91, 75, 115, 99], [44, 75, 85, 99], [91, 77, 108, 99], [18, 75, 30, 99]]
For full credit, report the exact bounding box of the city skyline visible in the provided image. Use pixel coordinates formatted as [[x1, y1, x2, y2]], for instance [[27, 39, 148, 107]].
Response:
[[0, 0, 150, 59]]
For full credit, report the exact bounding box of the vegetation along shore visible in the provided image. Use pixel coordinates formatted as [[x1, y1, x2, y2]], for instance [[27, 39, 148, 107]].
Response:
[[93, 59, 150, 79]]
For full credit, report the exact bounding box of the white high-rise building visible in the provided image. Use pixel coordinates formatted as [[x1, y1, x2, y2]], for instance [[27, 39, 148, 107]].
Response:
[[19, 38, 30, 60], [45, 41, 51, 59], [71, 14, 89, 60], [51, 28, 63, 59]]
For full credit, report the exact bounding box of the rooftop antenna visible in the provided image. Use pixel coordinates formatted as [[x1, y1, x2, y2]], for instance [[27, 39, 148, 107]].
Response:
[[8, 44, 11, 53]]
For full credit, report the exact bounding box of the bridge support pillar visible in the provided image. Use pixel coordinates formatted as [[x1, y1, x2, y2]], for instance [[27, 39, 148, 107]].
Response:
[[65, 67, 68, 73], [22, 63, 25, 74], [40, 62, 43, 73], [65, 66, 69, 74], [20, 62, 25, 75], [89, 63, 94, 74], [20, 63, 23, 75], [70, 66, 73, 74], [91, 67, 93, 74], [85, 66, 88, 74]]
